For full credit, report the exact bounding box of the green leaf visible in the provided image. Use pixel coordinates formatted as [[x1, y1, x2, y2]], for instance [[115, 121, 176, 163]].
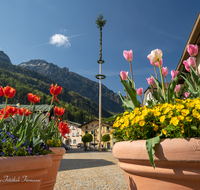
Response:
[[102, 113, 123, 123], [146, 134, 161, 169], [38, 127, 47, 140], [191, 126, 197, 130], [119, 92, 136, 111], [119, 76, 140, 109]]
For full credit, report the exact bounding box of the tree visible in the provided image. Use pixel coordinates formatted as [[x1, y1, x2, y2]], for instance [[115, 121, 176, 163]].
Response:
[[82, 134, 93, 150], [101, 134, 110, 148]]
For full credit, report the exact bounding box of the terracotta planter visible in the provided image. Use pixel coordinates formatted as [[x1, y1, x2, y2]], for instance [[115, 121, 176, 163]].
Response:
[[113, 138, 200, 190], [40, 147, 65, 190], [0, 155, 52, 190]]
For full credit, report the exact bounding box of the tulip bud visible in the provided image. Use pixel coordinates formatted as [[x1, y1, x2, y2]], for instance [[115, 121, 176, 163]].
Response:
[[120, 71, 128, 80], [174, 84, 181, 93], [171, 70, 179, 81], [146, 77, 154, 85], [123, 50, 133, 62], [187, 44, 198, 57], [162, 67, 168, 77], [136, 87, 143, 96], [155, 58, 163, 67], [185, 92, 190, 98], [147, 49, 163, 63]]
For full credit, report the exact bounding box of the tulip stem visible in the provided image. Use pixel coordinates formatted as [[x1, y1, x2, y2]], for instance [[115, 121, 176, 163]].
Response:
[[165, 77, 168, 89], [194, 57, 199, 77], [129, 61, 134, 88], [158, 61, 166, 100], [190, 72, 197, 90], [154, 65, 158, 80], [0, 97, 8, 124], [140, 96, 143, 107]]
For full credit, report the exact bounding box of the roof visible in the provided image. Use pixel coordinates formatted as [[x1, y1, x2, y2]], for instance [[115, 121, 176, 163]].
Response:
[[0, 104, 54, 112], [78, 119, 112, 128], [176, 12, 200, 72], [64, 120, 81, 126]]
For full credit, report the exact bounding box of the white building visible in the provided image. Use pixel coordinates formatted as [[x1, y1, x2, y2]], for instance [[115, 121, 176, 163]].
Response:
[[63, 120, 81, 148]]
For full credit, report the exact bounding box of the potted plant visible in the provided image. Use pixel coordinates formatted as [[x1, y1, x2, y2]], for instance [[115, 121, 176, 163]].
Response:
[[105, 45, 200, 190], [40, 105, 70, 190], [0, 83, 68, 190]]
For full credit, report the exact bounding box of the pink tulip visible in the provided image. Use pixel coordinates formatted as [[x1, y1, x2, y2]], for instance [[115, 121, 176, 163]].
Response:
[[174, 84, 181, 93], [147, 57, 156, 66], [185, 92, 190, 98], [187, 44, 198, 57], [123, 50, 133, 62], [146, 77, 154, 85], [147, 49, 163, 63], [155, 58, 163, 67], [161, 66, 168, 77], [136, 87, 143, 96], [171, 70, 179, 80], [187, 57, 196, 67], [120, 71, 128, 80], [183, 60, 190, 72]]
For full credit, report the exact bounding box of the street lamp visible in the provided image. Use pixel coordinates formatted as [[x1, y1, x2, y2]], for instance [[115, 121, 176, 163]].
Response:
[[95, 13, 107, 152]]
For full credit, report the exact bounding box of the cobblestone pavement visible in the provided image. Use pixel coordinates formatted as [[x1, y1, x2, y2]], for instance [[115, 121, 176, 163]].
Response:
[[54, 148, 128, 190]]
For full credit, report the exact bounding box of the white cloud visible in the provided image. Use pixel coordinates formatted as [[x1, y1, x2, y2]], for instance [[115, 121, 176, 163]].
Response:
[[49, 34, 71, 47], [60, 29, 67, 33]]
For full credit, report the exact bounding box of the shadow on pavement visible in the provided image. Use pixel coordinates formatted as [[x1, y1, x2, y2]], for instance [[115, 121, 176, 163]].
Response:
[[58, 158, 115, 171], [65, 148, 112, 154]]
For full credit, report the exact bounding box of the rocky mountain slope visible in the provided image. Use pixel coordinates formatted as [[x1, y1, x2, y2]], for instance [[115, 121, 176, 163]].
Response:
[[19, 59, 123, 113]]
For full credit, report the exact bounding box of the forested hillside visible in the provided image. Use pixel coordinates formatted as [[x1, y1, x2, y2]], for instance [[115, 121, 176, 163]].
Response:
[[0, 60, 113, 123]]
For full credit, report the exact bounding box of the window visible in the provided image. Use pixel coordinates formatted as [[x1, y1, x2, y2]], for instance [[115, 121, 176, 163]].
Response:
[[67, 133, 70, 137], [107, 126, 110, 130], [91, 124, 94, 127], [86, 126, 88, 129], [91, 131, 93, 134], [72, 126, 75, 130], [86, 131, 88, 134], [72, 133, 75, 136], [76, 132, 79, 136], [73, 139, 76, 144]]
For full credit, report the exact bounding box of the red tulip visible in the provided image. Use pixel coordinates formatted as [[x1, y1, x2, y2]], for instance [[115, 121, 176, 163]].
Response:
[[187, 44, 198, 57], [28, 93, 40, 104], [54, 106, 65, 117], [123, 50, 133, 62], [0, 106, 18, 118], [59, 121, 70, 139], [50, 84, 62, 102], [18, 108, 32, 116], [1, 86, 16, 98]]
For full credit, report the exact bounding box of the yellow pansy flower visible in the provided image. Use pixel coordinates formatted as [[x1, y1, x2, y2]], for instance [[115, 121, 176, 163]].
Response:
[[162, 129, 167, 135], [181, 109, 190, 116], [170, 117, 179, 126], [177, 115, 184, 121], [160, 115, 165, 123], [186, 117, 192, 122], [139, 120, 145, 127]]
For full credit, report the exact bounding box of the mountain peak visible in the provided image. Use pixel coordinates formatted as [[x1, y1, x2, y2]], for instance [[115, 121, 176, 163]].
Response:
[[0, 51, 11, 64], [19, 59, 123, 113]]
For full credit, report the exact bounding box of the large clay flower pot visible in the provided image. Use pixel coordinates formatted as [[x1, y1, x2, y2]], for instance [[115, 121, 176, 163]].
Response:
[[113, 138, 200, 190], [40, 147, 65, 190], [0, 155, 52, 190]]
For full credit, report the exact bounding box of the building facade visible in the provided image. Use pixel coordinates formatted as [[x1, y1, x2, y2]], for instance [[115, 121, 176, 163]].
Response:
[[79, 119, 114, 149], [63, 120, 81, 148]]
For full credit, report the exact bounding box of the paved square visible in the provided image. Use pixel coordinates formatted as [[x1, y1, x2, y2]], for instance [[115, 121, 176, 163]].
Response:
[[54, 149, 128, 190]]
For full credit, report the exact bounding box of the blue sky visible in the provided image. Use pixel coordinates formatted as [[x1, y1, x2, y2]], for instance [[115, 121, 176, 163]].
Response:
[[0, 0, 200, 97]]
